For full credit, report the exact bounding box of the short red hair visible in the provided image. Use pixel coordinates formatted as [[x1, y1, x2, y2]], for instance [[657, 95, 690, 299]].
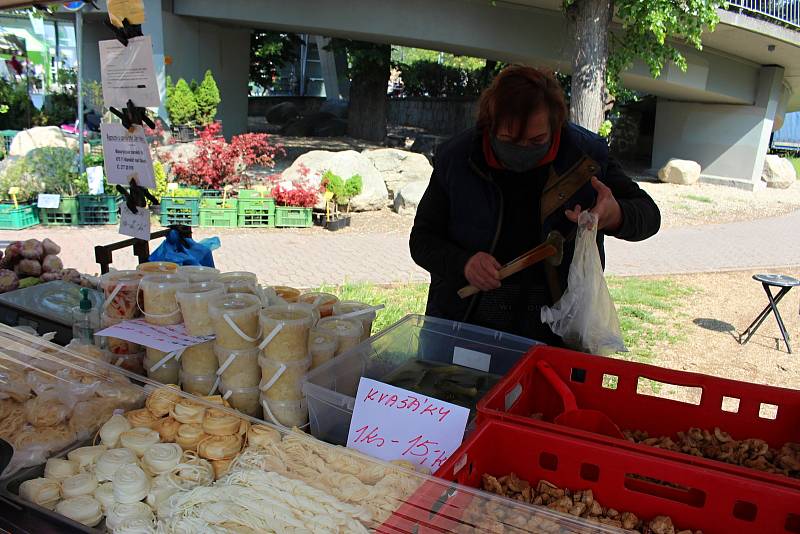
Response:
[[477, 65, 568, 141]]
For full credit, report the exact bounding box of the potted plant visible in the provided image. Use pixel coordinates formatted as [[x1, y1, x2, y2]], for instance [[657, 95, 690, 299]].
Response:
[[194, 70, 221, 128], [271, 180, 319, 228], [319, 170, 362, 231], [166, 77, 198, 142]]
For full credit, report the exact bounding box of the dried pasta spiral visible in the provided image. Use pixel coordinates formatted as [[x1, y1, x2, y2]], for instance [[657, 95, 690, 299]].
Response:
[[152, 416, 181, 443], [61, 473, 99, 498], [93, 482, 115, 511], [142, 443, 183, 476], [197, 434, 243, 461], [211, 458, 234, 480], [67, 445, 107, 471], [120, 427, 161, 457], [201, 408, 241, 436], [96, 448, 138, 482], [55, 495, 103, 527], [112, 464, 150, 504], [175, 424, 206, 451], [168, 452, 214, 490], [113, 517, 157, 534], [106, 501, 154, 531], [247, 425, 281, 448], [99, 414, 131, 448], [19, 477, 60, 510], [145, 385, 182, 418], [44, 458, 78, 480], [24, 396, 68, 427], [169, 399, 206, 424], [125, 408, 161, 429]]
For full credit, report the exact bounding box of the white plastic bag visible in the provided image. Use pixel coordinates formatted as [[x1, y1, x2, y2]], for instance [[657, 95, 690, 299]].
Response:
[[540, 211, 627, 355]]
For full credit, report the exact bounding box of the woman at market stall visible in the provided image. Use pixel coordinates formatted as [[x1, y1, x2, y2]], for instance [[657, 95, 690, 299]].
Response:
[[409, 65, 661, 344]]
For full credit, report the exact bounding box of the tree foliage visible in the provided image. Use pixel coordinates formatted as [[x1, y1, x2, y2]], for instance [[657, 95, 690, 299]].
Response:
[[566, 0, 726, 95], [195, 70, 221, 126], [391, 46, 486, 71], [249, 31, 302, 94], [397, 60, 502, 98], [166, 78, 198, 126]]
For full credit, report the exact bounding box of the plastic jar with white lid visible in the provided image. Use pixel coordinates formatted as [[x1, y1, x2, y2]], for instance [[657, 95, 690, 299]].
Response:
[[208, 293, 262, 350], [259, 304, 315, 363], [145, 347, 180, 385], [180, 341, 217, 376], [139, 274, 189, 326], [180, 370, 218, 396], [136, 262, 178, 274], [317, 317, 363, 357], [308, 327, 338, 370], [333, 300, 377, 341], [218, 272, 258, 295], [220, 382, 261, 417], [176, 282, 226, 336], [213, 345, 261, 389], [178, 265, 221, 283], [260, 396, 308, 429], [258, 354, 311, 401], [99, 270, 144, 320], [297, 292, 339, 318]]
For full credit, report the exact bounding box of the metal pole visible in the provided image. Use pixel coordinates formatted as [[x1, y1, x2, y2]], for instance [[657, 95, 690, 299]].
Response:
[[76, 8, 85, 173]]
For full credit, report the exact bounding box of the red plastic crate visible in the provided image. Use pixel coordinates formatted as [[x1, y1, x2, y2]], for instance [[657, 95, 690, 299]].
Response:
[[421, 420, 800, 534], [477, 346, 800, 490]]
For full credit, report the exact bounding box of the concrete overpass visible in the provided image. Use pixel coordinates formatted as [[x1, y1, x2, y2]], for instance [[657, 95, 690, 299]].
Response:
[[80, 0, 800, 189]]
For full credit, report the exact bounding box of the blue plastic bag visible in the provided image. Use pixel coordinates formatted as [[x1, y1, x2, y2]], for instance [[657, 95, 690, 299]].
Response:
[[149, 229, 220, 267]]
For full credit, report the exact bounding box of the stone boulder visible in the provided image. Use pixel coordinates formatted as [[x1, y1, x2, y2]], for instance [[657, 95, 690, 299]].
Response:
[[393, 180, 428, 214], [9, 126, 80, 157], [282, 150, 388, 211], [265, 102, 300, 125], [410, 134, 447, 161], [362, 148, 433, 198], [155, 142, 200, 169], [762, 155, 796, 189], [657, 159, 701, 185]]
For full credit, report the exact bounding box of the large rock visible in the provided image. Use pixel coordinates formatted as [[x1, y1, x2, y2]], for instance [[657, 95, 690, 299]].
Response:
[[265, 102, 299, 125], [155, 142, 200, 168], [762, 155, 796, 189], [282, 150, 388, 211], [362, 148, 433, 198], [9, 126, 80, 157], [657, 159, 701, 185], [393, 180, 428, 214]]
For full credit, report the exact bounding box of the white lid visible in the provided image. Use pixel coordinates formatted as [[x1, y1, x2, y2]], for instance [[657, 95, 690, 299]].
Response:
[[333, 300, 377, 321], [218, 271, 258, 288], [136, 262, 178, 273], [207, 293, 262, 318], [99, 270, 144, 289], [259, 304, 315, 328], [317, 317, 363, 338], [179, 266, 221, 282], [297, 292, 339, 309], [139, 273, 189, 290], [176, 281, 225, 300]]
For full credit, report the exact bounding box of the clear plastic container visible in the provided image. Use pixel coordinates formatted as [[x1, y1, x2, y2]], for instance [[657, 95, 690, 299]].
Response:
[[271, 286, 300, 303], [145, 347, 180, 385], [139, 274, 189, 326], [302, 314, 537, 446], [259, 305, 315, 363], [180, 341, 217, 376], [218, 272, 258, 295], [308, 327, 338, 370], [317, 317, 363, 357], [213, 345, 260, 389], [99, 270, 144, 320], [220, 382, 261, 418], [136, 261, 178, 274], [176, 282, 226, 337], [208, 293, 262, 350], [110, 351, 145, 375], [260, 396, 308, 428], [333, 301, 377, 341], [178, 265, 221, 283], [179, 370, 218, 396], [258, 355, 311, 401], [98, 313, 142, 355], [297, 292, 339, 317]]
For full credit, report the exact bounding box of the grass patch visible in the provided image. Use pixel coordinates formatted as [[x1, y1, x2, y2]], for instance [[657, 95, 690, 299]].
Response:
[[682, 194, 713, 204], [316, 282, 428, 333], [608, 277, 695, 364]]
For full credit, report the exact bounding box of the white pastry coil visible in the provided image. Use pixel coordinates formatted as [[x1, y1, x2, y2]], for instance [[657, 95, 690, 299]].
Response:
[[67, 445, 107, 471], [55, 495, 104, 527], [120, 427, 161, 457], [43, 458, 78, 481], [170, 400, 206, 424], [112, 464, 151, 504], [93, 482, 116, 511], [96, 448, 138, 482], [112, 517, 157, 534], [106, 501, 154, 531], [19, 477, 60, 509], [99, 414, 132, 448], [142, 443, 182, 476], [60, 473, 98, 498]]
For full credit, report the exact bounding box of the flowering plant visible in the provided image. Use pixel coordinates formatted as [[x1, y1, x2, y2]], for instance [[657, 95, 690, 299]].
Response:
[[271, 180, 321, 208]]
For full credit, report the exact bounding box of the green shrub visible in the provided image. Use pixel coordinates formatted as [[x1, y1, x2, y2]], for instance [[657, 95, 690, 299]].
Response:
[[39, 92, 78, 126], [322, 170, 363, 210], [195, 70, 221, 126], [1, 147, 81, 199], [166, 78, 197, 126], [0, 79, 40, 130], [151, 161, 169, 200]]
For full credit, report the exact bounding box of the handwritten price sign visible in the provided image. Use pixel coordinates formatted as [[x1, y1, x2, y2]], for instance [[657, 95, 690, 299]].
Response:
[[346, 377, 470, 469], [96, 319, 214, 352]]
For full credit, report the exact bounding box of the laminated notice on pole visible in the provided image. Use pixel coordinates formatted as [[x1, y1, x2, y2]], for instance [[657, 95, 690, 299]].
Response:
[[101, 123, 156, 188], [99, 35, 160, 108]]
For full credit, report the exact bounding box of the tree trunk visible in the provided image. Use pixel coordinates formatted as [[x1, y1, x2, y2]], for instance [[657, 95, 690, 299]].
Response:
[[568, 0, 613, 132], [347, 46, 391, 142]]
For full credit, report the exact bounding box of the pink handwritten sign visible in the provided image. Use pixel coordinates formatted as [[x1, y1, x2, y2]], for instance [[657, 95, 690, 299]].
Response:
[[346, 377, 470, 469], [96, 319, 214, 352]]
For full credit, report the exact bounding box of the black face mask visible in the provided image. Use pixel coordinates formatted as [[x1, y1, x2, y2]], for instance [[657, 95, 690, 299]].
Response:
[[490, 136, 550, 173]]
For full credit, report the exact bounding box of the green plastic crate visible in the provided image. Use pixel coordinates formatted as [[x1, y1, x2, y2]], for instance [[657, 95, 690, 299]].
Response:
[[78, 194, 119, 225], [275, 206, 313, 228], [159, 196, 201, 227], [0, 203, 39, 229], [1, 130, 19, 153], [237, 189, 271, 199], [39, 196, 79, 226], [237, 197, 275, 227], [202, 190, 223, 198], [199, 198, 238, 228]]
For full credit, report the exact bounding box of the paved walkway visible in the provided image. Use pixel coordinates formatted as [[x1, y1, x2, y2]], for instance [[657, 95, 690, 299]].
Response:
[[2, 210, 799, 287]]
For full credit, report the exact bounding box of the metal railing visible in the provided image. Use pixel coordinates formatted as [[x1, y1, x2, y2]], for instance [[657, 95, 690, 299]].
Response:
[[726, 0, 800, 30]]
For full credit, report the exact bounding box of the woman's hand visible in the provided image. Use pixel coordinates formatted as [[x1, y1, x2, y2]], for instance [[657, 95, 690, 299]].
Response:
[[565, 176, 622, 233], [464, 252, 501, 291]]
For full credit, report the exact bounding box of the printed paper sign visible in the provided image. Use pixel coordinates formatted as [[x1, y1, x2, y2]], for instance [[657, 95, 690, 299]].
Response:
[[96, 319, 214, 353], [346, 377, 470, 469], [87, 166, 105, 195], [101, 123, 155, 188], [99, 35, 160, 108], [119, 204, 150, 241], [37, 194, 60, 209]]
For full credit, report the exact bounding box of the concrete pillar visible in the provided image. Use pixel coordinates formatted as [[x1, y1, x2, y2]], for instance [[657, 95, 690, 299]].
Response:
[[141, 0, 167, 121], [651, 65, 785, 190], [314, 35, 341, 100]]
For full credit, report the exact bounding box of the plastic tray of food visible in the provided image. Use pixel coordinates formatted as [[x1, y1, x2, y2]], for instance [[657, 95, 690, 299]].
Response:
[[393, 419, 800, 534], [477, 346, 800, 490], [302, 314, 538, 445]]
